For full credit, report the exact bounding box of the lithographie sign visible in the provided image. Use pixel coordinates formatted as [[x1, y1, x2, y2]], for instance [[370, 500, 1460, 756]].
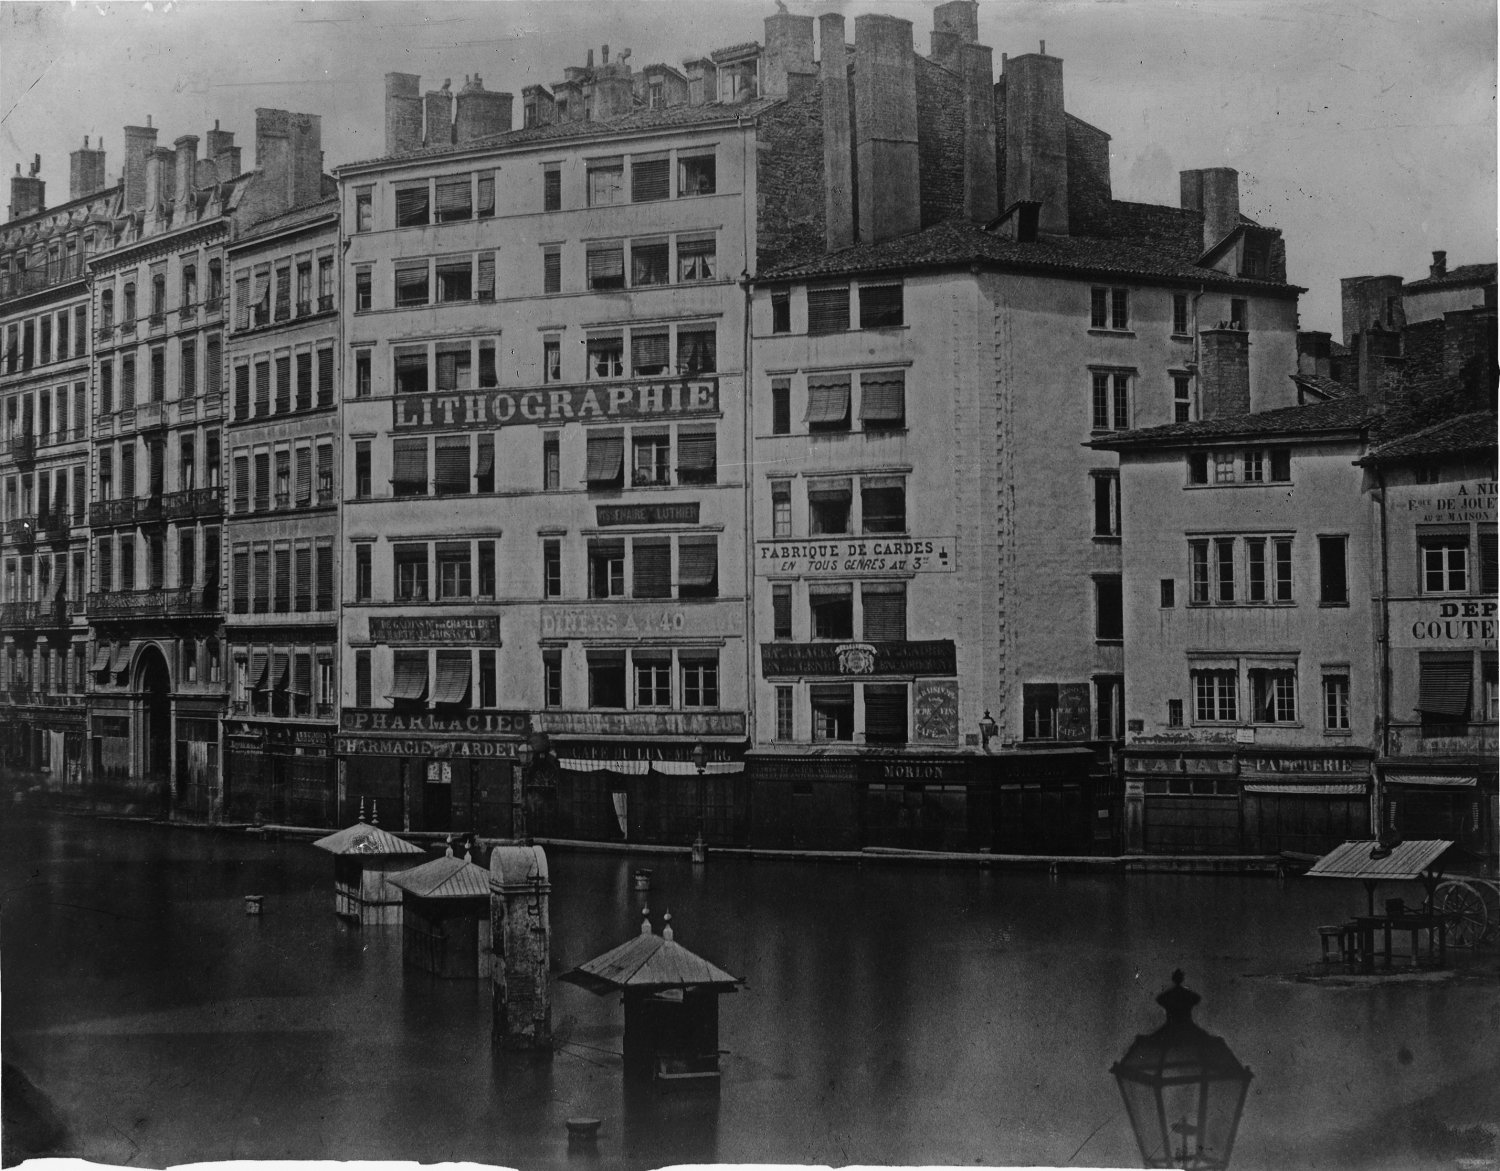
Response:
[[1390, 599, 1498, 648], [538, 710, 746, 737], [756, 537, 955, 576], [340, 708, 531, 736], [368, 616, 501, 644], [597, 502, 701, 526], [391, 377, 719, 432], [913, 679, 959, 743], [759, 640, 957, 678], [1396, 480, 1497, 524], [540, 602, 731, 639]]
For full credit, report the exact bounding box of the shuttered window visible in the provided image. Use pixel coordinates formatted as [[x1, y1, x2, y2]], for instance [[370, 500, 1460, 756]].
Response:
[[677, 539, 717, 598], [233, 454, 250, 511], [254, 361, 270, 415], [861, 584, 907, 641], [807, 286, 851, 334], [476, 435, 495, 492], [293, 653, 312, 701], [355, 650, 371, 708], [395, 185, 430, 227], [585, 433, 624, 486], [252, 452, 269, 510], [295, 352, 312, 411], [101, 363, 114, 414], [543, 249, 561, 294], [395, 265, 429, 306], [274, 356, 291, 414], [250, 649, 269, 691], [394, 351, 427, 395], [435, 347, 471, 391], [586, 244, 625, 290], [1418, 654, 1472, 719], [435, 176, 472, 222], [858, 372, 906, 428], [858, 283, 904, 328], [805, 374, 851, 428], [631, 331, 670, 375], [863, 684, 908, 744], [435, 436, 471, 494], [180, 338, 197, 397], [295, 544, 311, 611], [772, 583, 792, 639], [543, 168, 561, 211], [477, 253, 496, 302], [392, 438, 428, 496], [232, 546, 250, 614], [252, 547, 269, 612], [317, 445, 332, 500], [233, 365, 249, 419], [274, 546, 291, 611], [631, 157, 670, 203], [1482, 528, 1498, 594], [676, 430, 717, 484], [316, 543, 332, 609], [205, 335, 221, 395], [312, 349, 331, 406], [388, 651, 428, 703], [295, 447, 312, 504], [632, 539, 671, 598], [432, 651, 471, 705], [477, 171, 495, 218]]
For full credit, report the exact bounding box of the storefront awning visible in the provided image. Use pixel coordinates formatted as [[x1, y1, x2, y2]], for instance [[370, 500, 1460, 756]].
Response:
[[1244, 783, 1368, 796], [1384, 772, 1477, 788], [430, 656, 470, 706]]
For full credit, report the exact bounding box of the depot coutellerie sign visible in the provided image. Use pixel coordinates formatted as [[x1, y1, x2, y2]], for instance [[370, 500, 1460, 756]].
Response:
[[392, 377, 719, 431]]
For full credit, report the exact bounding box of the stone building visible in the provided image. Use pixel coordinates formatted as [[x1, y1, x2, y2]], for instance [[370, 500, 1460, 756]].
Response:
[[0, 145, 115, 787]]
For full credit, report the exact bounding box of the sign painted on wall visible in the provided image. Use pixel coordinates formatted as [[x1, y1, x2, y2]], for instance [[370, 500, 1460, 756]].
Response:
[[537, 711, 746, 737], [540, 602, 732, 639], [337, 735, 520, 759], [1397, 480, 1497, 524], [391, 378, 719, 432], [556, 742, 742, 763], [1389, 726, 1498, 757], [756, 537, 956, 576], [1241, 755, 1367, 775], [340, 708, 531, 736], [760, 640, 957, 678], [1390, 599, 1498, 648], [597, 503, 701, 526], [913, 679, 959, 743], [368, 616, 501, 645]]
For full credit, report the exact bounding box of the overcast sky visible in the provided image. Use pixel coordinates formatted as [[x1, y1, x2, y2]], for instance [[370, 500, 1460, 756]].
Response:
[[1, 0, 1494, 334]]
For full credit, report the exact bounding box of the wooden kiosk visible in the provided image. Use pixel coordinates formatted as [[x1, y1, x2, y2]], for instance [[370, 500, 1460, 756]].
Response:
[[311, 820, 428, 925], [387, 847, 493, 978], [561, 909, 741, 1086]]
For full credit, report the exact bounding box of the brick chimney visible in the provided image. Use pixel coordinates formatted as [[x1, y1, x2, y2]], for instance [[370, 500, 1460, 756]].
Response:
[[1180, 167, 1239, 253], [854, 14, 920, 245], [7, 157, 45, 221], [205, 120, 240, 180], [1442, 307, 1496, 380], [819, 13, 854, 251], [594, 53, 635, 119], [425, 81, 455, 147], [929, 0, 977, 72], [1004, 48, 1068, 236], [254, 108, 323, 212], [70, 136, 107, 201], [173, 136, 198, 209], [1199, 326, 1251, 418], [763, 6, 815, 98], [145, 145, 175, 211], [455, 76, 513, 142], [1340, 274, 1405, 347], [961, 42, 997, 223], [1430, 250, 1448, 278], [123, 120, 159, 211], [385, 73, 423, 154]]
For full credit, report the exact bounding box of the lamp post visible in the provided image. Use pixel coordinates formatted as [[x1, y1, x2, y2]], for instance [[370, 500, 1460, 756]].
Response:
[[1111, 970, 1253, 1171], [691, 742, 708, 864], [978, 710, 999, 752]]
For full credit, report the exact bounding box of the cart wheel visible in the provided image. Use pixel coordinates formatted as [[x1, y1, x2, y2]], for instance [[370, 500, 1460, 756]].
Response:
[[1438, 880, 1488, 948], [1469, 878, 1500, 945]]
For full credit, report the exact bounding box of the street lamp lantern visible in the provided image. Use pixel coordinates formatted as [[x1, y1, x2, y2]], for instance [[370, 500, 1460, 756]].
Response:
[[691, 743, 708, 774], [978, 710, 999, 750], [516, 740, 534, 769], [1111, 970, 1253, 1171]]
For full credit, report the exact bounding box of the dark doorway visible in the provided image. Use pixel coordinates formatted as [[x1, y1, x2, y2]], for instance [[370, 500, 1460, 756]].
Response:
[[137, 645, 172, 800]]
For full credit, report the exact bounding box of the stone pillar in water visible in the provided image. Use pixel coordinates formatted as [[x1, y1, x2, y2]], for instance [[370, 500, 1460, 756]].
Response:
[[490, 843, 552, 1050]]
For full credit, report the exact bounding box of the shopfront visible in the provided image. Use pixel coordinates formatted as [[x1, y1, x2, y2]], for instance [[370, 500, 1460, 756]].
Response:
[[223, 719, 329, 826]]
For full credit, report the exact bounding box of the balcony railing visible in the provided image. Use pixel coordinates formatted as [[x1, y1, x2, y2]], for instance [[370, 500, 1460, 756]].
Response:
[[41, 512, 70, 541], [203, 295, 223, 317], [135, 400, 166, 430], [1, 433, 36, 462], [0, 250, 90, 305], [318, 294, 334, 313], [89, 497, 136, 528], [136, 494, 165, 524], [85, 584, 216, 620], [6, 516, 37, 546], [0, 598, 69, 629], [162, 485, 223, 520]]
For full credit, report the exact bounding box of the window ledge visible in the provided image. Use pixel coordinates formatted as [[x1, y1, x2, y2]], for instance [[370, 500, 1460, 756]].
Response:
[[1322, 729, 1353, 738], [1318, 601, 1351, 609], [1170, 332, 1194, 342], [1092, 535, 1122, 544], [1184, 481, 1293, 490], [1095, 638, 1124, 646], [1087, 328, 1136, 338]]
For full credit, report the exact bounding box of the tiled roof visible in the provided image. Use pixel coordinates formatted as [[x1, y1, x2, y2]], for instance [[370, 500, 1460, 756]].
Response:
[[1404, 262, 1497, 292], [1092, 392, 1382, 450], [560, 915, 741, 995], [756, 212, 1301, 293], [386, 854, 491, 899], [1358, 410, 1498, 466], [238, 195, 338, 241], [1291, 373, 1354, 400], [312, 821, 427, 856], [341, 98, 778, 170]]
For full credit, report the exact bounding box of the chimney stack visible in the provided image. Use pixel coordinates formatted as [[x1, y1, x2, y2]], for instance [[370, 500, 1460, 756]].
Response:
[[1430, 250, 1448, 278], [70, 136, 108, 201], [929, 0, 977, 71], [146, 144, 175, 212], [123, 121, 159, 211], [1003, 49, 1069, 236], [522, 85, 556, 128], [425, 81, 455, 147], [961, 42, 997, 222], [255, 108, 324, 213], [763, 6, 815, 98], [385, 73, 424, 155], [456, 76, 513, 142], [1340, 274, 1405, 347], [819, 13, 854, 251], [1180, 167, 1239, 253], [173, 135, 198, 208], [206, 119, 240, 180], [7, 157, 45, 221], [854, 14, 920, 245], [1198, 326, 1251, 418]]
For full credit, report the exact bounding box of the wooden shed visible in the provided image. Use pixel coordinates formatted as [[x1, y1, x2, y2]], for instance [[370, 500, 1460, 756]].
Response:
[[311, 820, 428, 925], [560, 909, 741, 1086], [387, 848, 493, 978]]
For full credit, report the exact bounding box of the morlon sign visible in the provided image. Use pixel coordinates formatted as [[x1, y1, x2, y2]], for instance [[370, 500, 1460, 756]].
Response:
[[392, 377, 719, 432], [756, 537, 955, 577]]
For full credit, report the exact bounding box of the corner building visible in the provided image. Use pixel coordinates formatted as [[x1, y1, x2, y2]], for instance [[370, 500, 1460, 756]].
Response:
[[336, 63, 763, 838]]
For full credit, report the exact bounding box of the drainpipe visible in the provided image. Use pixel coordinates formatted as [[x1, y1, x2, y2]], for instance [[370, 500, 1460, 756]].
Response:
[[740, 272, 756, 752], [1374, 465, 1391, 837], [1190, 285, 1207, 417]]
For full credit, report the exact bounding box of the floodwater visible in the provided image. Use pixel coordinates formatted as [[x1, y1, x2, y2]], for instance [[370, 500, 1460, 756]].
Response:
[[2, 807, 1496, 1171]]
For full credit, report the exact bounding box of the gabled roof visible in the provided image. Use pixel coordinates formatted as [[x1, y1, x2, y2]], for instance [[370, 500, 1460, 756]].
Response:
[[386, 853, 490, 899], [1291, 373, 1355, 402], [1356, 409, 1498, 467], [560, 914, 741, 995], [1091, 392, 1382, 451], [312, 821, 427, 856], [1404, 262, 1497, 292]]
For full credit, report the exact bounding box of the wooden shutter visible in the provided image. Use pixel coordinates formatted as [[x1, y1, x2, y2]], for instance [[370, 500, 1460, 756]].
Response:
[[676, 431, 716, 479], [477, 254, 495, 301], [863, 684, 908, 743], [477, 172, 495, 217], [295, 545, 311, 610], [232, 547, 250, 611], [234, 365, 250, 418], [858, 372, 905, 424], [861, 584, 907, 641], [234, 455, 250, 509], [293, 653, 312, 698], [388, 652, 428, 702], [632, 332, 669, 373], [676, 540, 717, 589], [395, 186, 429, 226], [294, 352, 311, 410], [392, 439, 428, 488], [435, 178, 471, 219], [395, 266, 428, 302], [632, 539, 671, 598], [772, 586, 792, 638], [1482, 529, 1498, 594], [316, 350, 333, 406], [431, 653, 471, 705], [316, 544, 332, 609], [631, 158, 670, 202], [586, 245, 625, 288], [858, 284, 903, 328], [205, 335, 221, 395], [317, 445, 332, 498], [476, 435, 495, 479], [120, 445, 135, 496], [295, 448, 312, 503], [544, 250, 561, 293], [804, 375, 851, 424], [1418, 656, 1472, 717], [254, 362, 270, 413], [806, 286, 850, 334], [274, 547, 291, 609], [585, 433, 623, 483], [434, 437, 471, 493]]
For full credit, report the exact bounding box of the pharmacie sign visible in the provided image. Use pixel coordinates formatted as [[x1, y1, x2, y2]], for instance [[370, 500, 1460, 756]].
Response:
[[392, 377, 718, 432], [756, 537, 955, 576], [340, 708, 531, 735]]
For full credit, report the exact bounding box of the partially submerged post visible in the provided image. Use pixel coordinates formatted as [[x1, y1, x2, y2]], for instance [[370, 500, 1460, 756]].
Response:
[[560, 908, 741, 1086], [490, 843, 552, 1049], [311, 820, 427, 924], [387, 846, 493, 978]]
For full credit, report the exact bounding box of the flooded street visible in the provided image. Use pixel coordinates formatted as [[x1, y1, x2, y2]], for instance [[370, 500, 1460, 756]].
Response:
[[3, 808, 1496, 1170]]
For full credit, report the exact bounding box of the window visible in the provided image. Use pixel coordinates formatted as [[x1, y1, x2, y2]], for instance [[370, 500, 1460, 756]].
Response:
[[1230, 298, 1248, 330], [678, 154, 715, 197], [354, 441, 371, 499], [631, 157, 670, 203], [179, 338, 196, 397], [1420, 531, 1468, 594], [682, 655, 719, 708], [677, 538, 717, 599], [630, 433, 669, 487], [587, 335, 624, 379], [629, 240, 669, 288], [540, 649, 562, 709], [1172, 293, 1189, 335], [1167, 699, 1184, 727], [1095, 575, 1123, 641], [1250, 667, 1297, 723], [810, 584, 853, 640], [677, 236, 716, 283], [864, 683, 908, 745], [436, 257, 472, 302], [395, 183, 430, 227], [677, 327, 716, 375], [434, 435, 471, 495], [772, 583, 793, 640], [585, 431, 624, 489], [1323, 674, 1350, 731], [1160, 579, 1176, 608], [861, 583, 906, 641], [275, 356, 291, 414], [1093, 473, 1120, 537], [1243, 449, 1264, 483], [676, 430, 717, 486], [588, 539, 624, 598], [150, 348, 165, 402], [1269, 449, 1291, 481], [355, 187, 373, 232], [543, 539, 562, 598], [1095, 675, 1125, 740], [1215, 538, 1235, 602], [354, 543, 372, 601], [1319, 535, 1348, 605], [1090, 286, 1129, 330], [1481, 528, 1498, 594], [294, 262, 311, 314], [861, 478, 905, 534], [771, 481, 792, 538], [808, 479, 851, 535], [391, 438, 428, 496], [1189, 539, 1210, 604], [631, 331, 670, 377], [806, 374, 851, 433], [771, 378, 791, 435], [395, 263, 429, 306], [587, 158, 624, 206], [437, 543, 471, 599], [252, 451, 269, 510], [771, 288, 790, 333], [394, 349, 428, 395], [1187, 452, 1208, 484], [435, 344, 471, 392], [293, 352, 312, 412], [859, 372, 905, 431], [807, 286, 850, 335], [858, 284, 903, 328], [474, 434, 494, 494], [810, 684, 854, 741], [318, 257, 334, 309], [588, 650, 626, 708], [1173, 374, 1193, 423], [354, 649, 372, 708], [632, 538, 671, 598], [1091, 370, 1129, 431], [543, 339, 561, 383], [543, 433, 560, 490], [1193, 670, 1238, 722], [543, 166, 561, 212], [1418, 652, 1472, 729], [355, 267, 372, 312], [389, 650, 428, 707], [435, 176, 472, 222], [474, 539, 495, 599], [634, 652, 672, 708], [1023, 684, 1058, 740], [1246, 539, 1267, 603], [394, 544, 429, 601]]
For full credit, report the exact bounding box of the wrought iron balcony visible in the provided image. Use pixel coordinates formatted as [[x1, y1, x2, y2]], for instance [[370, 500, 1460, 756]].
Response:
[[317, 294, 334, 313], [0, 598, 69, 630], [135, 401, 166, 431], [89, 497, 137, 528], [135, 494, 165, 525], [1, 433, 36, 463], [6, 516, 37, 547], [162, 485, 223, 520], [86, 585, 215, 620], [41, 512, 69, 541], [0, 250, 90, 305]]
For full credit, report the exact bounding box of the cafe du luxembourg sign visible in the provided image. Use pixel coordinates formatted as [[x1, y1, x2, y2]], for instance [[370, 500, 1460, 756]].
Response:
[[392, 377, 718, 432], [756, 537, 956, 577], [761, 640, 957, 677]]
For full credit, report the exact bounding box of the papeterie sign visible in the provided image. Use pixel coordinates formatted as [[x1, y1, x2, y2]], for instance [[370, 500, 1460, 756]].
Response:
[[756, 537, 955, 576], [391, 377, 719, 432]]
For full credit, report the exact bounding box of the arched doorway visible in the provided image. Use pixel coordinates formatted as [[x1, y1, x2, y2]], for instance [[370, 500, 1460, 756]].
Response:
[[136, 645, 172, 802]]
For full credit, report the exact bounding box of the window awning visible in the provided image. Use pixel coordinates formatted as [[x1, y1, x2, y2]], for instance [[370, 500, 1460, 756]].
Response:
[[1384, 772, 1476, 788], [677, 541, 717, 588], [858, 372, 906, 421], [272, 654, 290, 692], [431, 655, 470, 706], [249, 651, 269, 690], [804, 376, 851, 424], [91, 643, 111, 672], [1244, 783, 1368, 796], [387, 656, 428, 703], [1417, 657, 1471, 716], [476, 442, 494, 478], [109, 642, 133, 675], [806, 477, 852, 499], [435, 180, 471, 214], [585, 435, 624, 482], [251, 273, 270, 305]]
